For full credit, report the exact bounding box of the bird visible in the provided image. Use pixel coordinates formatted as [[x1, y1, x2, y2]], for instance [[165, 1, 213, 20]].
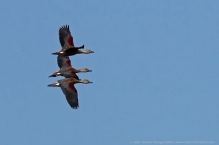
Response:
[[49, 55, 92, 79], [52, 25, 94, 56], [48, 78, 92, 109]]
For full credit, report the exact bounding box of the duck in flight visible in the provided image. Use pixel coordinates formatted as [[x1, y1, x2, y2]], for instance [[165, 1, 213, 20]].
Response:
[[52, 25, 94, 56], [49, 55, 92, 79], [48, 78, 92, 109]]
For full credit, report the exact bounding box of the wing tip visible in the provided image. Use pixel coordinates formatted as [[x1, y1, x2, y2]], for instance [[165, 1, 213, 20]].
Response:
[[71, 106, 79, 109], [59, 24, 70, 31], [70, 104, 79, 109]]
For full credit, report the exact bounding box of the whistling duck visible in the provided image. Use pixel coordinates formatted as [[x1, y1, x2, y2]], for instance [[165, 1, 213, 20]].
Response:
[[52, 25, 94, 56], [48, 78, 92, 109], [49, 55, 92, 79]]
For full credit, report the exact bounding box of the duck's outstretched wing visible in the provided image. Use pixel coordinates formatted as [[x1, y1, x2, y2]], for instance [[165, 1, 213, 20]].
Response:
[[59, 25, 74, 49], [58, 80, 79, 109], [57, 55, 72, 68]]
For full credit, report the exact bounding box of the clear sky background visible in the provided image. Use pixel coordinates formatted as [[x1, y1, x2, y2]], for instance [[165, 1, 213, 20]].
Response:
[[0, 0, 218, 145]]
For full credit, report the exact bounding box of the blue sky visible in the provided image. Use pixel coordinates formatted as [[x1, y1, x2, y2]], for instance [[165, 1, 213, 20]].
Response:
[[0, 0, 218, 144]]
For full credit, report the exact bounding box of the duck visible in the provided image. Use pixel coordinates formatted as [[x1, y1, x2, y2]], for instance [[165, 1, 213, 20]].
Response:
[[49, 55, 92, 79], [52, 25, 94, 56], [48, 78, 92, 109]]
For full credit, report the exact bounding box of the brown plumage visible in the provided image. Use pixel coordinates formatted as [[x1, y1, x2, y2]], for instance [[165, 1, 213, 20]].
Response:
[[49, 55, 92, 79], [52, 25, 94, 56], [48, 78, 92, 109]]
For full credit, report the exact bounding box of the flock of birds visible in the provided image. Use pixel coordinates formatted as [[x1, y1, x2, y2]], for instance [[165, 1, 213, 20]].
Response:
[[48, 25, 94, 109]]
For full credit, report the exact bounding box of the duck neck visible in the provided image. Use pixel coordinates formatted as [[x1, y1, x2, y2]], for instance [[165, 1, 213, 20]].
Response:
[[74, 69, 81, 73], [77, 50, 84, 54]]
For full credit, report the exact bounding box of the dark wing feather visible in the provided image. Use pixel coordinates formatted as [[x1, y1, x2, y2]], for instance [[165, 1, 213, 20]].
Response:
[[62, 71, 79, 80], [68, 73, 79, 80], [58, 80, 79, 109], [63, 47, 78, 54], [60, 68, 80, 80], [59, 25, 74, 48], [57, 55, 72, 68]]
